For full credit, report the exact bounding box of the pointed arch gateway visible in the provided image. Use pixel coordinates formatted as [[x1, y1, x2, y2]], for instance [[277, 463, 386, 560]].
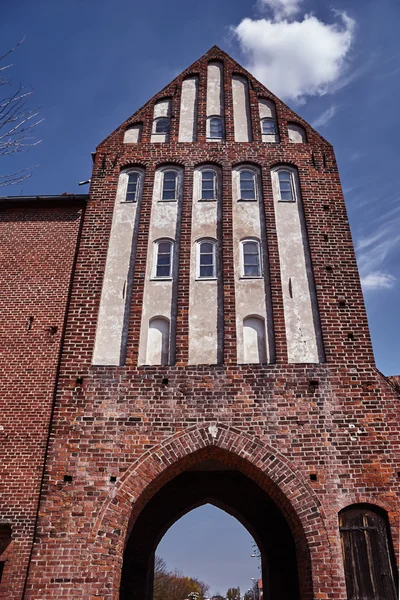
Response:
[[90, 426, 330, 600]]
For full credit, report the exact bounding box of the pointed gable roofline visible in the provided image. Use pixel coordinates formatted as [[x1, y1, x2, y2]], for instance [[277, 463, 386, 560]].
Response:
[[96, 45, 330, 149]]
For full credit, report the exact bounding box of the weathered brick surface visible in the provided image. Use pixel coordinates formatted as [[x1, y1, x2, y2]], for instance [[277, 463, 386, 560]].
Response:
[[0, 200, 85, 599], [0, 48, 398, 599]]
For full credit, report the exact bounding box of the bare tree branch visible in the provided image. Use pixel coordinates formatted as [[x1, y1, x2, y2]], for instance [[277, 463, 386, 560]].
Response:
[[0, 39, 43, 187]]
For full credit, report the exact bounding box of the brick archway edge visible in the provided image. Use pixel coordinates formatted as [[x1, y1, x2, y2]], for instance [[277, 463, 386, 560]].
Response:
[[89, 423, 333, 598]]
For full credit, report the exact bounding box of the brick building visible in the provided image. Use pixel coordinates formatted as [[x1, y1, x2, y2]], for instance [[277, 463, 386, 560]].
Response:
[[0, 46, 399, 599]]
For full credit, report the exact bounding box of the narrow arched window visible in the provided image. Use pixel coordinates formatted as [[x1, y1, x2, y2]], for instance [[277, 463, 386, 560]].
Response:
[[239, 170, 256, 201], [197, 240, 216, 278], [125, 172, 139, 202], [162, 170, 178, 201], [147, 317, 170, 365], [278, 170, 294, 201], [261, 118, 276, 135], [339, 506, 398, 600], [201, 170, 216, 200], [209, 116, 223, 139], [242, 240, 261, 277], [155, 118, 170, 134], [155, 240, 173, 278]]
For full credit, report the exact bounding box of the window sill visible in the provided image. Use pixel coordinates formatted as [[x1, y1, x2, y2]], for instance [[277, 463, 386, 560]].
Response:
[[158, 199, 177, 203], [120, 200, 137, 204], [198, 198, 217, 202], [239, 276, 263, 280], [150, 277, 173, 282], [237, 198, 257, 202], [195, 277, 217, 281], [277, 199, 296, 203]]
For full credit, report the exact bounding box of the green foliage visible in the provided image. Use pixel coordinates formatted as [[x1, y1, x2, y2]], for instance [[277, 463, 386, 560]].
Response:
[[153, 555, 210, 600]]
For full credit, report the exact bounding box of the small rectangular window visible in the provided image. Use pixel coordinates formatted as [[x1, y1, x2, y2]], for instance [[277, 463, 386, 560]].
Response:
[[278, 171, 294, 201], [209, 117, 223, 139], [156, 241, 173, 278], [125, 172, 139, 202], [240, 170, 256, 201], [261, 118, 276, 135], [199, 241, 216, 278], [243, 241, 261, 277], [201, 171, 216, 200], [162, 171, 177, 201]]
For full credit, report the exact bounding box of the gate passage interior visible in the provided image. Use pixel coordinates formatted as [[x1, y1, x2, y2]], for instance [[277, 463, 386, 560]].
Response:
[[119, 458, 304, 600]]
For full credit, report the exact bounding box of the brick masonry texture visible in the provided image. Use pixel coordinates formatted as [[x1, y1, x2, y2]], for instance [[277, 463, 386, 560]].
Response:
[[0, 47, 399, 599]]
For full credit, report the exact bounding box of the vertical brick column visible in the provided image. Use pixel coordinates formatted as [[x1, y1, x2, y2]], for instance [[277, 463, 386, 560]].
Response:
[[261, 166, 288, 363], [174, 166, 194, 365], [196, 70, 207, 143], [221, 163, 237, 364], [125, 165, 155, 365], [170, 84, 182, 144], [223, 65, 235, 144], [248, 85, 262, 144]]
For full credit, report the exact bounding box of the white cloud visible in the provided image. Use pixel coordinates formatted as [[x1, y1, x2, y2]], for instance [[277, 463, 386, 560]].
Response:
[[258, 0, 303, 20], [311, 104, 338, 128], [361, 272, 396, 291], [232, 11, 356, 102]]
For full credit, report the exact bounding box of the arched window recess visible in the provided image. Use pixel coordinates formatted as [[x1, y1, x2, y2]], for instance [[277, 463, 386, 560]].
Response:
[[196, 238, 217, 279], [161, 169, 179, 201], [240, 239, 262, 278], [153, 239, 174, 279], [238, 168, 258, 201], [272, 166, 298, 203], [200, 169, 217, 201]]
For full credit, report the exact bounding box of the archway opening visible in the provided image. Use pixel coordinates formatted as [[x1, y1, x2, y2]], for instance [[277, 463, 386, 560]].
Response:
[[120, 457, 304, 600], [155, 504, 261, 599]]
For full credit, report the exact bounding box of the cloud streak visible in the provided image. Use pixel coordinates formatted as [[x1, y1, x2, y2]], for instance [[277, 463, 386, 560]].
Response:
[[311, 104, 338, 128], [356, 220, 400, 291], [258, 0, 303, 20]]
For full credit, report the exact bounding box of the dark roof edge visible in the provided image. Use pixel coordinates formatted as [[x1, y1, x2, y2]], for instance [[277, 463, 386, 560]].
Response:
[[0, 194, 89, 205]]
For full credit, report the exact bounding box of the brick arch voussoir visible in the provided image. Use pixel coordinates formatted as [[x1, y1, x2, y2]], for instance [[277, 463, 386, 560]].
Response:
[[91, 424, 327, 547]]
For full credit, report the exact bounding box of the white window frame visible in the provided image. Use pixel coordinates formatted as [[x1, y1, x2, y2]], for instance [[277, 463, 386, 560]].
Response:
[[261, 117, 276, 136], [124, 171, 140, 203], [238, 169, 258, 202], [196, 238, 217, 280], [153, 117, 170, 135], [276, 169, 296, 202], [200, 169, 217, 201], [161, 169, 179, 202], [240, 238, 262, 278], [207, 115, 224, 141], [153, 239, 174, 280], [119, 168, 145, 204]]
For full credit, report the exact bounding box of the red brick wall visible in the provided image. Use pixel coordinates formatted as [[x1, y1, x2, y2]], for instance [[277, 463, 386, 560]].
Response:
[[0, 201, 85, 599], [3, 48, 398, 599]]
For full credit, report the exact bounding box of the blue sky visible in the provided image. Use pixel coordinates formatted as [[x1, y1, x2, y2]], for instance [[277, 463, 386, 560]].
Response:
[[2, 0, 399, 593]]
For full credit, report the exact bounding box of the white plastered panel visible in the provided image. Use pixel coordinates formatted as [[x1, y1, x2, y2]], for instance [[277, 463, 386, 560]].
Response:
[[258, 98, 279, 143], [188, 168, 219, 364], [151, 99, 171, 143], [232, 167, 270, 364], [178, 77, 198, 142], [124, 125, 142, 144], [138, 168, 182, 365], [92, 169, 144, 365], [272, 168, 323, 363], [232, 76, 252, 142]]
